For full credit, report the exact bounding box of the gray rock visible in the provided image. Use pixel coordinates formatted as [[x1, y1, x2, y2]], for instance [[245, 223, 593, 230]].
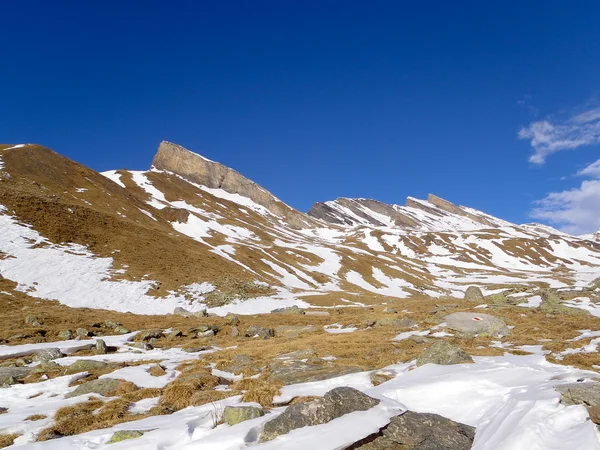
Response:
[[65, 378, 132, 398], [0, 367, 31, 383], [223, 405, 264, 425], [76, 328, 89, 338], [31, 361, 61, 373], [444, 312, 510, 337], [107, 430, 145, 444], [260, 387, 379, 442], [464, 286, 484, 302], [193, 309, 208, 318], [271, 306, 305, 315], [417, 341, 474, 366], [0, 376, 17, 387], [33, 348, 63, 362], [556, 382, 600, 407], [0, 407, 7, 414], [245, 325, 274, 339], [268, 352, 362, 385], [139, 329, 164, 341], [58, 330, 73, 340], [65, 359, 108, 373], [382, 307, 397, 314], [129, 342, 153, 350], [25, 315, 42, 327], [168, 330, 183, 340], [113, 326, 131, 335], [230, 326, 240, 337], [95, 339, 108, 354], [374, 317, 416, 328], [104, 320, 121, 329], [173, 306, 193, 317], [225, 313, 240, 326], [198, 330, 215, 338], [182, 346, 210, 353], [540, 289, 590, 316], [275, 325, 318, 338], [383, 411, 475, 449]]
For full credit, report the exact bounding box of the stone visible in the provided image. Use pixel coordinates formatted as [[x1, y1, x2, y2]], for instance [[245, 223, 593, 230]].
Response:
[[540, 289, 590, 316], [58, 330, 73, 340], [113, 326, 131, 335], [0, 407, 7, 414], [31, 361, 61, 373], [230, 326, 240, 337], [25, 315, 42, 327], [245, 325, 274, 339], [104, 320, 121, 329], [259, 387, 379, 442], [416, 341, 474, 366], [182, 346, 210, 353], [556, 382, 600, 407], [193, 309, 208, 318], [0, 376, 17, 387], [198, 330, 215, 338], [382, 411, 475, 449], [370, 371, 394, 386], [173, 306, 193, 317], [374, 317, 416, 328], [129, 342, 153, 350], [65, 359, 108, 373], [107, 430, 145, 444], [0, 367, 31, 383], [268, 352, 362, 385], [76, 328, 89, 338], [8, 334, 27, 341], [225, 313, 240, 326], [168, 330, 183, 340], [139, 329, 164, 341], [271, 306, 305, 315], [444, 312, 510, 337], [464, 286, 484, 302], [220, 354, 260, 375], [95, 339, 108, 354], [275, 325, 318, 339], [65, 378, 137, 398], [223, 405, 265, 425], [32, 348, 63, 362], [382, 307, 397, 314]]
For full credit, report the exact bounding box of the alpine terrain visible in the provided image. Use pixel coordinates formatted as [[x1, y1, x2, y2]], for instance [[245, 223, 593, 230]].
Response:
[[1, 141, 600, 449]]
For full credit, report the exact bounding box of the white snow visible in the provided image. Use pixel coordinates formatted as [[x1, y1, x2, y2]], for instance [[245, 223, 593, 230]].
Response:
[[100, 170, 126, 188]]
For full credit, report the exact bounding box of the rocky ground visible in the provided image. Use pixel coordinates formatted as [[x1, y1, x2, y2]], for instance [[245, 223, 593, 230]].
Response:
[[1, 285, 600, 449]]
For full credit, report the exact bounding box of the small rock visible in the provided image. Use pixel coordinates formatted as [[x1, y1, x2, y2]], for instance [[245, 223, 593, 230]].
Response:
[[31, 361, 61, 373], [382, 307, 397, 314], [8, 334, 27, 341], [107, 430, 145, 444], [95, 339, 107, 354], [225, 313, 240, 326], [223, 405, 265, 425], [25, 315, 42, 327], [33, 348, 63, 362], [193, 309, 208, 318], [417, 341, 474, 366], [76, 328, 89, 338], [556, 382, 600, 407], [182, 346, 210, 353], [0, 407, 7, 414], [230, 326, 240, 337], [129, 342, 153, 350], [58, 330, 73, 340], [173, 307, 193, 317], [66, 378, 137, 398], [464, 286, 484, 302], [104, 320, 121, 329], [167, 330, 183, 340], [275, 325, 318, 339], [113, 326, 131, 335], [139, 330, 163, 341], [0, 367, 31, 383], [65, 360, 109, 374], [374, 317, 416, 328], [0, 376, 17, 388], [271, 306, 305, 315], [245, 325, 275, 339], [198, 330, 215, 338]]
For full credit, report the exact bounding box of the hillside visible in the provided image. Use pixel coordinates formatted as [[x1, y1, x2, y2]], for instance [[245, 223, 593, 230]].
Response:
[[1, 142, 600, 449]]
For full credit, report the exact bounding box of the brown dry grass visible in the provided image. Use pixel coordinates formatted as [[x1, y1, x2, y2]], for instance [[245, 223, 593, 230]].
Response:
[[148, 365, 167, 377], [234, 378, 283, 408], [25, 414, 47, 421], [0, 434, 20, 448]]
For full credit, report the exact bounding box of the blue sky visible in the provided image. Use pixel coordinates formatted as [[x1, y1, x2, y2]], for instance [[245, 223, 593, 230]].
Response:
[[2, 1, 600, 233]]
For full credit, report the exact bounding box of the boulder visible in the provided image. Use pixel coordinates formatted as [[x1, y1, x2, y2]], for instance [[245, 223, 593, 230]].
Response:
[[556, 382, 600, 407], [76, 328, 89, 338], [31, 361, 61, 373], [275, 325, 318, 338], [444, 312, 510, 337], [352, 411, 475, 449], [464, 286, 484, 302], [104, 320, 121, 329], [58, 330, 73, 340], [139, 330, 164, 341], [271, 306, 305, 315], [95, 339, 108, 354], [230, 326, 240, 337], [268, 351, 362, 385], [107, 430, 145, 444], [0, 367, 31, 384], [225, 313, 240, 326], [259, 387, 379, 442], [245, 326, 274, 339], [540, 289, 590, 316], [32, 348, 63, 362], [66, 378, 137, 398], [220, 354, 260, 375], [374, 317, 416, 328], [417, 341, 473, 366], [223, 405, 264, 425]]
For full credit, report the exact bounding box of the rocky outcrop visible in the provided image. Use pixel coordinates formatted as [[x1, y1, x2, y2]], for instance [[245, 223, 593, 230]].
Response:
[[309, 198, 418, 228], [152, 141, 314, 228]]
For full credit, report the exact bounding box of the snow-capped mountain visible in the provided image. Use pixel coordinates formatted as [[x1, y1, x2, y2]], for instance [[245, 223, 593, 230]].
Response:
[[0, 141, 599, 314]]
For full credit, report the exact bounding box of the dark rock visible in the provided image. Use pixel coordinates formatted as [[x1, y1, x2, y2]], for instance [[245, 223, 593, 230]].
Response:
[[417, 341, 474, 366], [260, 387, 379, 442]]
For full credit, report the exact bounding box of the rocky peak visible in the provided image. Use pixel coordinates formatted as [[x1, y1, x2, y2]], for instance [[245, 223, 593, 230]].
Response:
[[152, 141, 315, 229]]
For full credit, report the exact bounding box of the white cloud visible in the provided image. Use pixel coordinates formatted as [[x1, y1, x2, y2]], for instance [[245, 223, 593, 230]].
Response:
[[531, 159, 600, 235], [518, 106, 600, 164]]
